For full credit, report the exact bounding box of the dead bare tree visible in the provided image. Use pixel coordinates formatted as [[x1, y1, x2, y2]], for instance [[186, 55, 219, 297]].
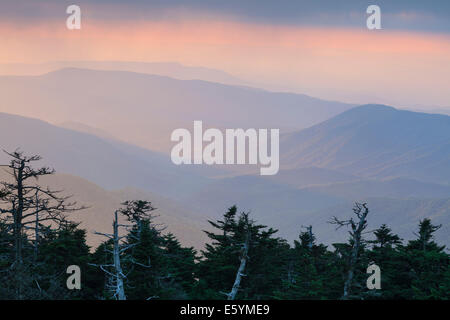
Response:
[[90, 200, 154, 300], [227, 230, 250, 300], [329, 202, 369, 300], [224, 213, 252, 301], [93, 211, 128, 300], [0, 150, 84, 298]]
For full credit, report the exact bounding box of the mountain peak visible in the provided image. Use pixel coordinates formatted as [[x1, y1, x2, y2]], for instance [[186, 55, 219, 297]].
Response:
[[352, 104, 397, 112], [282, 104, 450, 184], [334, 104, 398, 120]]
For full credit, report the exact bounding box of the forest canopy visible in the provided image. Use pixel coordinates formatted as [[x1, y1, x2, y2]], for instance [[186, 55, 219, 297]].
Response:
[[0, 151, 448, 300]]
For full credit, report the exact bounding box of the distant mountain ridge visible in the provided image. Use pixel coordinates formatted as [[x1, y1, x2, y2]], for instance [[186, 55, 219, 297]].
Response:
[[1, 99, 449, 247], [182, 104, 450, 246], [0, 68, 354, 153], [0, 170, 210, 250], [0, 61, 244, 85], [282, 104, 450, 185], [0, 112, 217, 199]]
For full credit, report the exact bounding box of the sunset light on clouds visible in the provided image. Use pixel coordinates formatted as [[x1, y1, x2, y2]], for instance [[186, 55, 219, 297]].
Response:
[[0, 0, 449, 107], [2, 1, 450, 303]]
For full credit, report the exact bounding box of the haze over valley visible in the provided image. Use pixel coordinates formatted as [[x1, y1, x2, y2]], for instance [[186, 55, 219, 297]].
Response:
[[1, 69, 448, 247]]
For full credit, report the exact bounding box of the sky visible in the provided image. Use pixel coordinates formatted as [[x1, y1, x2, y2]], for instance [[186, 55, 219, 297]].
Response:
[[0, 0, 449, 108]]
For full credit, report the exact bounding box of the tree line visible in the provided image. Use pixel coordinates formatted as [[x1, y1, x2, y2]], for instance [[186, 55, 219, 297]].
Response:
[[0, 151, 448, 300]]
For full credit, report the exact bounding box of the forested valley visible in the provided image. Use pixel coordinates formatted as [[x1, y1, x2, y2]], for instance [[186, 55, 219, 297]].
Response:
[[0, 151, 448, 300]]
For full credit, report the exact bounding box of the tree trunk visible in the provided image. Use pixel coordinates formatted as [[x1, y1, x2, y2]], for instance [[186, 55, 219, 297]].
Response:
[[34, 190, 39, 261], [13, 161, 25, 299], [342, 206, 369, 300], [113, 211, 126, 300], [14, 161, 25, 267], [228, 232, 250, 300], [307, 225, 313, 249]]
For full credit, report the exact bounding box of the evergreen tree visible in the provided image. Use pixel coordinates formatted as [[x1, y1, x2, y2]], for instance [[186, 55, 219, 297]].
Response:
[[0, 150, 83, 299], [90, 240, 114, 299], [275, 228, 341, 300], [123, 217, 167, 300], [198, 206, 289, 300], [367, 225, 404, 299], [408, 219, 444, 252], [195, 206, 239, 299], [91, 200, 197, 300], [402, 219, 449, 299], [36, 222, 95, 299], [162, 233, 198, 299], [370, 224, 402, 249]]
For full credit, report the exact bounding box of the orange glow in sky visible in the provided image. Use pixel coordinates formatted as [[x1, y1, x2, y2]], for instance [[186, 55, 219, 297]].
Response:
[[1, 18, 449, 107]]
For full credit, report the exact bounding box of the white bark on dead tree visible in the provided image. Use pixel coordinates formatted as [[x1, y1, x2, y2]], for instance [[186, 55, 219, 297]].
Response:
[[227, 231, 250, 300], [91, 201, 155, 300], [113, 210, 126, 300]]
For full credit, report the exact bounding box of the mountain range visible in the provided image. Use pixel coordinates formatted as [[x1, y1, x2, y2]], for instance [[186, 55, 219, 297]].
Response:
[[0, 61, 243, 85], [0, 169, 210, 250], [0, 68, 353, 153], [0, 68, 449, 248], [0, 112, 215, 199], [282, 105, 450, 185]]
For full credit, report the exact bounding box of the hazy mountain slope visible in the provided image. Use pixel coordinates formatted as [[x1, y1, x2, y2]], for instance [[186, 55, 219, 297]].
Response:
[[0, 112, 216, 199], [184, 173, 450, 246], [0, 68, 353, 153], [266, 167, 450, 199], [0, 170, 209, 250], [282, 105, 450, 185], [0, 61, 244, 85], [185, 175, 343, 236], [1, 112, 448, 247], [1, 103, 448, 247], [267, 167, 359, 188], [302, 177, 450, 200], [59, 121, 116, 140]]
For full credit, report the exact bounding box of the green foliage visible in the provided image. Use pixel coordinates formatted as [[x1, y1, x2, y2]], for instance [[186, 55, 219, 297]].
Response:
[[122, 218, 197, 300], [198, 206, 299, 300], [36, 222, 96, 299], [275, 229, 343, 300], [0, 202, 448, 300]]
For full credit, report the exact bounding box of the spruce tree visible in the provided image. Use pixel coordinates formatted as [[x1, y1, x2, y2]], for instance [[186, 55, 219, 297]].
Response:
[[198, 206, 289, 300], [403, 219, 449, 299]]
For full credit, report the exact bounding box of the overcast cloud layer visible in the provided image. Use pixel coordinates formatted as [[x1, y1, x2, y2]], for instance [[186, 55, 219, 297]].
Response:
[[1, 0, 450, 33]]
